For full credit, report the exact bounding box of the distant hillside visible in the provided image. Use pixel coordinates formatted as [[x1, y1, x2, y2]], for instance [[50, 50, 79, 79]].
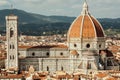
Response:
[[0, 9, 120, 36], [98, 18, 120, 29], [0, 9, 48, 25], [0, 9, 75, 25]]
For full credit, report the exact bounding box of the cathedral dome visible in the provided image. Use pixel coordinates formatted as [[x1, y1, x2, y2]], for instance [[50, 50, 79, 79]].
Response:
[[68, 1, 105, 39]]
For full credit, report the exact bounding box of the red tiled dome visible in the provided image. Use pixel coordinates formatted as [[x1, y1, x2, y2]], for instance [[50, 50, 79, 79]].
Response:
[[70, 50, 78, 55], [68, 1, 105, 39]]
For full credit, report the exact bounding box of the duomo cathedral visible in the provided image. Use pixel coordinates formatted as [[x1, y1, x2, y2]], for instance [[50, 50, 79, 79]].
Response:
[[6, 1, 119, 74]]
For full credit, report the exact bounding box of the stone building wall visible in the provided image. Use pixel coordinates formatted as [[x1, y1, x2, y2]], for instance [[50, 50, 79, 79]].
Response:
[[19, 58, 82, 73]]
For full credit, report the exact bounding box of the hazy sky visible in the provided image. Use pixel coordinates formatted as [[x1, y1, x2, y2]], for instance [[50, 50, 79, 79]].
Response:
[[0, 0, 120, 18]]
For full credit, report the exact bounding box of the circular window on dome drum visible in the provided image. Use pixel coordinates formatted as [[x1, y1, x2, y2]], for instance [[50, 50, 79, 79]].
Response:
[[86, 44, 90, 48], [74, 44, 77, 47]]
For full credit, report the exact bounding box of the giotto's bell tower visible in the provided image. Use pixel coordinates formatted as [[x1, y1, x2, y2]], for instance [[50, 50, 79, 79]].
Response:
[[6, 14, 18, 70]]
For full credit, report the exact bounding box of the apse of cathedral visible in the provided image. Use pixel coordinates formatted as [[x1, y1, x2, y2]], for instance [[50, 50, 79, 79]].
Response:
[[6, 1, 119, 74]]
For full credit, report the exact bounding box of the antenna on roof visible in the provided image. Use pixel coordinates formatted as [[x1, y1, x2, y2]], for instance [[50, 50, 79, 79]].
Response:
[[84, 0, 87, 4], [10, 4, 14, 15], [10, 4, 14, 10], [11, 4, 13, 9]]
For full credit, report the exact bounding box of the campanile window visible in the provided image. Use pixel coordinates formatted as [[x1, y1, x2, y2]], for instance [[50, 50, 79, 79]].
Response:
[[10, 28, 14, 38]]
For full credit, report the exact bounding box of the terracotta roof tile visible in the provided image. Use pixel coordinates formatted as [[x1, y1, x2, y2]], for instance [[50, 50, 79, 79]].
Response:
[[18, 46, 33, 49], [68, 16, 83, 38], [0, 57, 6, 60], [108, 45, 120, 53], [91, 16, 104, 37], [0, 74, 23, 79], [95, 72, 108, 78], [106, 77, 118, 80], [70, 50, 78, 55], [82, 15, 95, 38], [19, 44, 68, 49]]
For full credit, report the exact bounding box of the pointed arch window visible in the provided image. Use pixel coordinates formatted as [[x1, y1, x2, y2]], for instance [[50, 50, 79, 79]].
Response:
[[10, 55, 12, 60], [18, 53, 20, 56], [10, 28, 14, 38], [87, 62, 91, 69], [13, 55, 14, 59], [10, 45, 12, 49], [13, 45, 14, 49], [99, 44, 102, 48], [47, 66, 49, 71], [61, 66, 64, 71]]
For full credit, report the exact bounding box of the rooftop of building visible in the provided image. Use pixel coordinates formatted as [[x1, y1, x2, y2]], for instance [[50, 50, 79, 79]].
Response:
[[0, 70, 120, 79], [19, 44, 68, 49], [0, 57, 6, 60], [108, 45, 120, 53]]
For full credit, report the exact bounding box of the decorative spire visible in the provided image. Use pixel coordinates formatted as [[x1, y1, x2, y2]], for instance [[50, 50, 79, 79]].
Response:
[[81, 0, 89, 15]]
